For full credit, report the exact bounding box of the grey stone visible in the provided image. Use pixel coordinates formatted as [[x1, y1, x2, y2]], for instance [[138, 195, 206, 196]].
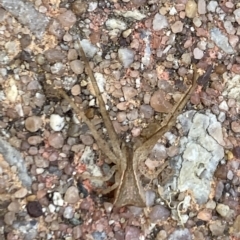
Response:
[[0, 0, 49, 39], [0, 138, 32, 189], [210, 28, 234, 54], [176, 111, 224, 204]]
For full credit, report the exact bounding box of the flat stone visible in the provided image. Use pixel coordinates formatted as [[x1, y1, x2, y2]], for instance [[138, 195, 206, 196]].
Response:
[[171, 20, 183, 33], [152, 13, 168, 31], [48, 132, 64, 149], [122, 86, 138, 101], [70, 60, 84, 74], [150, 89, 173, 113], [25, 116, 42, 132], [216, 203, 230, 217], [64, 186, 80, 204], [209, 220, 225, 236], [57, 10, 76, 28], [14, 188, 28, 198], [8, 201, 20, 213], [197, 209, 212, 221], [198, 0, 206, 14], [149, 205, 170, 222], [231, 121, 240, 133], [26, 201, 43, 218], [4, 212, 16, 225]]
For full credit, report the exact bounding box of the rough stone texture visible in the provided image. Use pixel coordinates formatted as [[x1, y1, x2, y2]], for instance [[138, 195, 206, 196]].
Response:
[[118, 48, 135, 68], [0, 138, 32, 189], [0, 0, 49, 38], [150, 89, 173, 113], [149, 205, 170, 222], [210, 28, 235, 54], [222, 75, 240, 105], [169, 228, 192, 240], [172, 111, 224, 204], [64, 186, 80, 204]]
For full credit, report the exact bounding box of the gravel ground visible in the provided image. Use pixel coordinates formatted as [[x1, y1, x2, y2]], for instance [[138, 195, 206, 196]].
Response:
[[0, 0, 240, 239]]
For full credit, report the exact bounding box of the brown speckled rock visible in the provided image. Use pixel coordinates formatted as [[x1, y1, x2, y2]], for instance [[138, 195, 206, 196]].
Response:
[[197, 209, 212, 221], [48, 132, 64, 149], [231, 121, 240, 133], [27, 136, 43, 145], [232, 146, 240, 159], [70, 60, 84, 74], [80, 135, 94, 146], [71, 0, 88, 16], [150, 89, 173, 113], [122, 86, 138, 101], [4, 212, 16, 225], [8, 201, 20, 213], [57, 10, 76, 28], [44, 48, 65, 63], [14, 188, 28, 198], [25, 116, 42, 132]]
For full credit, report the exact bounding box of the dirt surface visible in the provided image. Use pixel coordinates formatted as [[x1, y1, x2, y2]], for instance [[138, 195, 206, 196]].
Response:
[[0, 0, 240, 239]]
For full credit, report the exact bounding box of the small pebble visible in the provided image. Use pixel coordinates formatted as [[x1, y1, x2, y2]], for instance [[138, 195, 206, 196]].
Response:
[[149, 205, 170, 222], [218, 100, 228, 111], [4, 212, 16, 225], [227, 170, 234, 180], [71, 84, 81, 96], [125, 226, 140, 240], [216, 203, 230, 217], [206, 199, 216, 209], [198, 0, 206, 14], [193, 47, 204, 59], [64, 186, 80, 204], [232, 146, 240, 159], [207, 1, 218, 12], [197, 209, 212, 221], [171, 21, 183, 33], [80, 135, 94, 145], [28, 136, 43, 145], [71, 0, 88, 15], [44, 48, 65, 63], [14, 188, 28, 198], [63, 206, 74, 219], [48, 132, 64, 149], [217, 111, 226, 122], [234, 8, 240, 24], [152, 13, 168, 30], [185, 0, 197, 18], [25, 116, 42, 132], [122, 86, 138, 101], [215, 181, 224, 201], [231, 121, 240, 133], [57, 10, 77, 28], [8, 201, 20, 213], [50, 114, 65, 131], [150, 90, 173, 113], [53, 192, 64, 206], [140, 105, 154, 119], [116, 112, 127, 122], [70, 60, 84, 74], [105, 18, 127, 30], [118, 48, 135, 68], [209, 220, 225, 236], [231, 215, 240, 235], [26, 201, 43, 218]]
